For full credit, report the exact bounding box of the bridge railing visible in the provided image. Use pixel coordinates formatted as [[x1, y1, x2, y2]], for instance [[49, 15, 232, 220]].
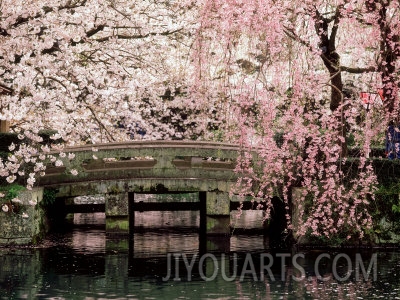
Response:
[[38, 140, 242, 186]]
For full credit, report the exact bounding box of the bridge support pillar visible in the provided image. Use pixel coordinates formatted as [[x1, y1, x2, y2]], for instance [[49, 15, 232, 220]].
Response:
[[205, 191, 231, 235], [105, 192, 129, 235], [0, 188, 47, 245]]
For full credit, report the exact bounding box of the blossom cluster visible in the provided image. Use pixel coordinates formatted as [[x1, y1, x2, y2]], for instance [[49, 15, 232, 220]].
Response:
[[0, 130, 77, 190]]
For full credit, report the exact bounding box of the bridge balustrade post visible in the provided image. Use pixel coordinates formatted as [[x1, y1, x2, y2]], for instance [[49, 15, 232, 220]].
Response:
[[152, 152, 175, 176], [105, 192, 129, 235]]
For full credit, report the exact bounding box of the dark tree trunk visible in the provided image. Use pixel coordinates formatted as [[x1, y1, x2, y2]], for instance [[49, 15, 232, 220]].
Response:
[[314, 7, 348, 156], [375, 2, 399, 119]]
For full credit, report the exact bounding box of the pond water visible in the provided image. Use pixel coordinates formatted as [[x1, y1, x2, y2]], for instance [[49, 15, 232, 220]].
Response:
[[0, 212, 399, 299]]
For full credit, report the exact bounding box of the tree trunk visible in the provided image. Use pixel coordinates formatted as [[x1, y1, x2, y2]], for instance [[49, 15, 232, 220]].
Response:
[[328, 67, 347, 157], [0, 120, 10, 133], [376, 2, 399, 120], [314, 7, 348, 157]]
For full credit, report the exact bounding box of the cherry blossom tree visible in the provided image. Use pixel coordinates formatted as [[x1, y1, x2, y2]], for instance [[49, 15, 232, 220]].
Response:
[[0, 0, 212, 142], [0, 0, 225, 189], [192, 0, 399, 243]]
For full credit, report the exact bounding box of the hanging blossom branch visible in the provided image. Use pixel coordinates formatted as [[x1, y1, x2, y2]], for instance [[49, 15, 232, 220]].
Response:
[[232, 93, 377, 242], [0, 131, 78, 192]]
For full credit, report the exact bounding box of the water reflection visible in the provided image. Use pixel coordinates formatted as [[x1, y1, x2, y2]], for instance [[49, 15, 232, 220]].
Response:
[[134, 211, 199, 229], [0, 213, 399, 299]]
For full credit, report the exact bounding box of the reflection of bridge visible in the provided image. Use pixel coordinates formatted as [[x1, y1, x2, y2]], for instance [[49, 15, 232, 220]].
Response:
[[38, 141, 251, 235]]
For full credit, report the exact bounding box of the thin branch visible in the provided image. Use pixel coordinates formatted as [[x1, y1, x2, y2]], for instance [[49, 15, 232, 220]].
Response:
[[85, 105, 116, 142], [340, 66, 376, 73], [283, 26, 377, 75], [86, 24, 106, 38], [329, 6, 343, 51], [95, 28, 183, 42], [283, 26, 339, 71]]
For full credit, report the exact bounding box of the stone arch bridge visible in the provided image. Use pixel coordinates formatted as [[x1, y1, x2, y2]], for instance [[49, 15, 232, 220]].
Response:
[[38, 140, 260, 235]]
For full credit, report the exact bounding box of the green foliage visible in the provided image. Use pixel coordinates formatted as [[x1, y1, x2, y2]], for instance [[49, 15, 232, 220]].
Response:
[[375, 181, 400, 215], [392, 202, 400, 213], [305, 231, 349, 247], [41, 188, 57, 208], [273, 131, 284, 148], [347, 133, 356, 148], [0, 133, 21, 153], [0, 151, 10, 161], [0, 183, 25, 202], [0, 184, 26, 214], [376, 180, 400, 195], [372, 181, 400, 237], [38, 130, 63, 145]]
